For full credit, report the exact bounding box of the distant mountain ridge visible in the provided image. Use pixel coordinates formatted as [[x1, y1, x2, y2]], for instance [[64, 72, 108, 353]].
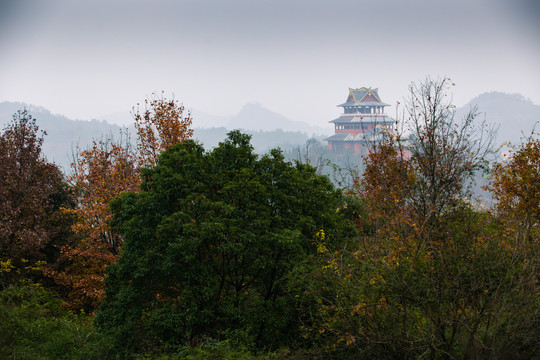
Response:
[[0, 101, 323, 171], [192, 102, 329, 135], [458, 92, 539, 147], [101, 102, 330, 135], [1, 92, 538, 172], [227, 102, 329, 134], [0, 102, 122, 171]]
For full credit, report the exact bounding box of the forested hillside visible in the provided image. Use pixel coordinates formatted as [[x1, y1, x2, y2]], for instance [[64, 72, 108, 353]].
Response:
[[1, 80, 538, 359]]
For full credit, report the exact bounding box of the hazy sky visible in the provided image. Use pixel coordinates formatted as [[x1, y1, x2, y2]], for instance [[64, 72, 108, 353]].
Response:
[[1, 0, 539, 128]]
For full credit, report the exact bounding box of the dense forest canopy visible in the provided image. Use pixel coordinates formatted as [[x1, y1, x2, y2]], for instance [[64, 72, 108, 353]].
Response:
[[1, 79, 538, 359]]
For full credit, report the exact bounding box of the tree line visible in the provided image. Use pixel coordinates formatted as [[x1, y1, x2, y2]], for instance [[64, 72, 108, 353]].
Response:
[[0, 80, 538, 359]]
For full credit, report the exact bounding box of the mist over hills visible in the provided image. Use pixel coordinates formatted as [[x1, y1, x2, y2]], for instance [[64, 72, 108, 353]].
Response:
[[224, 102, 329, 134], [1, 92, 538, 173], [460, 92, 539, 147], [0, 102, 122, 171], [0, 101, 325, 171], [99, 102, 329, 135], [158, 102, 329, 134]]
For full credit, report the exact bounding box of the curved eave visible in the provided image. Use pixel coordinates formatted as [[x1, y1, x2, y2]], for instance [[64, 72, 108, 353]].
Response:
[[325, 133, 350, 141], [329, 116, 396, 124], [325, 134, 376, 142], [337, 101, 390, 107]]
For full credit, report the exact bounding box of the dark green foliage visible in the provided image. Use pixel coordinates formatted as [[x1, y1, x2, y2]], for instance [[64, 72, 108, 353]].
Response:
[[0, 283, 114, 360], [97, 131, 350, 354], [134, 340, 294, 359]]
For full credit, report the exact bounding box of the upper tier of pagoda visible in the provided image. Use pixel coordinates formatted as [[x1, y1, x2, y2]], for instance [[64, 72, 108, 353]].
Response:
[[336, 87, 389, 115], [325, 86, 397, 154], [338, 87, 389, 107]]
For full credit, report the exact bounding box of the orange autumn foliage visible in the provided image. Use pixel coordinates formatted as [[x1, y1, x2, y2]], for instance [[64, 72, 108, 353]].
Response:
[[133, 92, 194, 167], [51, 95, 193, 311], [52, 133, 139, 311], [353, 137, 418, 268], [490, 132, 540, 243], [70, 134, 140, 253], [357, 139, 413, 223]]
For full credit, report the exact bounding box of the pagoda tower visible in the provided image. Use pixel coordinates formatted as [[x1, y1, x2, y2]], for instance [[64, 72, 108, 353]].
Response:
[[325, 87, 396, 154]]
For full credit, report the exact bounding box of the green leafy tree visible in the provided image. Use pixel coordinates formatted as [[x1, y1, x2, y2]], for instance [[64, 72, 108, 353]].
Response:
[[96, 131, 349, 355], [0, 283, 114, 360]]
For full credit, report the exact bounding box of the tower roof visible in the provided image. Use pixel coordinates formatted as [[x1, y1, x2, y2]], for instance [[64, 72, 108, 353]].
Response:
[[324, 127, 387, 143], [329, 115, 395, 124], [338, 87, 389, 107]]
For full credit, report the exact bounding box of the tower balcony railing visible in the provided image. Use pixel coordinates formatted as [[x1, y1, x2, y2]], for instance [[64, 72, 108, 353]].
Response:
[[341, 112, 388, 117]]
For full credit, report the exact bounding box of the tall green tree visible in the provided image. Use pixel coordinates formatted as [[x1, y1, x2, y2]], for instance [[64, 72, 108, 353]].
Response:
[[96, 131, 349, 355]]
